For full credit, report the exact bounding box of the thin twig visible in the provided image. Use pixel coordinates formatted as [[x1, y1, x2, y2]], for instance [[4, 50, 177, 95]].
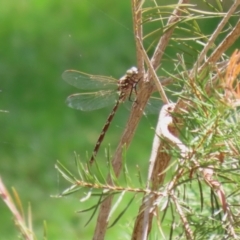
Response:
[[171, 194, 194, 240], [150, 0, 190, 70], [137, 37, 169, 104], [198, 18, 240, 75], [132, 0, 145, 75], [193, 0, 240, 69]]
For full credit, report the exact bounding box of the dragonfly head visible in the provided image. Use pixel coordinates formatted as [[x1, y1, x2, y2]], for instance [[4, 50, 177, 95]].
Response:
[[126, 67, 138, 76]]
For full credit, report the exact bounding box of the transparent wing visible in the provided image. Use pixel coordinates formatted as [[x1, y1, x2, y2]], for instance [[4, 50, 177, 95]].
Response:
[[124, 96, 161, 114], [62, 70, 118, 90], [145, 97, 162, 114], [66, 90, 118, 111]]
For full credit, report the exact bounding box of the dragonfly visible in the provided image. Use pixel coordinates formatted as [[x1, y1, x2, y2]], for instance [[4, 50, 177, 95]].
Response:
[[62, 67, 139, 164]]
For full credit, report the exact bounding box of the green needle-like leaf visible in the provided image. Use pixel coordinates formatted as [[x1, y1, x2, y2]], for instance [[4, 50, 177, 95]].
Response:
[[108, 194, 136, 228]]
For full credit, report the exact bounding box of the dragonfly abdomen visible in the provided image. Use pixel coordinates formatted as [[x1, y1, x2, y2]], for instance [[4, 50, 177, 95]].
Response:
[[89, 99, 120, 164]]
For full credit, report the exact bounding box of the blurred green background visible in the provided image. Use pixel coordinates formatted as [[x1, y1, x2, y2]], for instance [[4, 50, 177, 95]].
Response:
[[0, 0, 159, 239], [0, 0, 238, 239]]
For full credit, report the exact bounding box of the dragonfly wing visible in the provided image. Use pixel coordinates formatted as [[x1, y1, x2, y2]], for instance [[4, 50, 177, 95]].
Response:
[[62, 70, 118, 90], [123, 96, 161, 114], [145, 97, 162, 114], [66, 90, 118, 111]]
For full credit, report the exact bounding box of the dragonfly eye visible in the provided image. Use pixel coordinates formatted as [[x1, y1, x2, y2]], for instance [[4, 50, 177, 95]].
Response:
[[126, 66, 138, 76]]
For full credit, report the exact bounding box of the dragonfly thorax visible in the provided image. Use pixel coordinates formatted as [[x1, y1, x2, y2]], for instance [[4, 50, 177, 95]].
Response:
[[118, 67, 139, 102]]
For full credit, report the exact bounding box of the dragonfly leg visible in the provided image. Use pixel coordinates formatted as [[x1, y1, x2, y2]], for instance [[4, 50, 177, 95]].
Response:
[[128, 77, 141, 102]]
